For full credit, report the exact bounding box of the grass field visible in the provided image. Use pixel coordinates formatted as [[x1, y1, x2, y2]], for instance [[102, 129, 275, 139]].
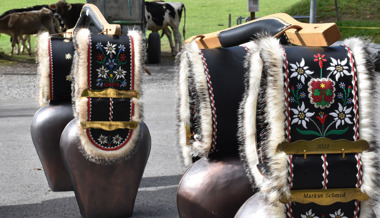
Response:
[[0, 0, 300, 56], [0, 0, 379, 57]]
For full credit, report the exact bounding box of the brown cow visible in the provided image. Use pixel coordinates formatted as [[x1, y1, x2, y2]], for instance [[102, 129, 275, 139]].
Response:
[[0, 8, 55, 55]]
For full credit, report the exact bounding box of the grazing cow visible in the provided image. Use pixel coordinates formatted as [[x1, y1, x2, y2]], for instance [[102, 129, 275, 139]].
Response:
[[49, 0, 84, 29], [0, 5, 66, 55], [10, 35, 31, 55], [145, 2, 186, 55], [0, 8, 55, 55]]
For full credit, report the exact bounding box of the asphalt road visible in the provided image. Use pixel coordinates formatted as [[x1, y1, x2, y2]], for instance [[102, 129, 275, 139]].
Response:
[[0, 56, 187, 218], [0, 42, 379, 218]]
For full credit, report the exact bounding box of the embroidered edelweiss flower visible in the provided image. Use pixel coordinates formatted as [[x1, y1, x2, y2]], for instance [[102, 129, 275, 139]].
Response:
[[327, 58, 350, 81], [290, 58, 314, 84], [329, 103, 353, 128], [104, 41, 116, 56], [98, 134, 107, 144], [329, 209, 347, 218], [301, 209, 319, 218], [96, 65, 109, 78], [115, 67, 127, 79], [291, 102, 315, 129], [113, 135, 123, 145]]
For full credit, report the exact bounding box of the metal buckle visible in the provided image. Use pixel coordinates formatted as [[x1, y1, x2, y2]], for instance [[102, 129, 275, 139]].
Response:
[[280, 188, 369, 205], [81, 121, 139, 131], [81, 88, 140, 99], [277, 137, 369, 160]]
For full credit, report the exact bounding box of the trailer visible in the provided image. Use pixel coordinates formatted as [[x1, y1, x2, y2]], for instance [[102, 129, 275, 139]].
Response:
[[86, 0, 161, 63]]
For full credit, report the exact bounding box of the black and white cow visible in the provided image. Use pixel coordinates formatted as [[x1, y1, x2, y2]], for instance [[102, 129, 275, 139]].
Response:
[[145, 2, 186, 55]]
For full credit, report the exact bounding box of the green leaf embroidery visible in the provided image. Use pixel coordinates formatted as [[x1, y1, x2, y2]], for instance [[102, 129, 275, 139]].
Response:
[[296, 128, 321, 136], [314, 89, 321, 96], [326, 88, 332, 96], [325, 127, 349, 137], [320, 99, 327, 106]]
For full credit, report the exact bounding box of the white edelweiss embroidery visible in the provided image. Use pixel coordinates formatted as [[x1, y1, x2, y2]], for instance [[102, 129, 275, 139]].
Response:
[[329, 208, 347, 218], [301, 209, 319, 218], [96, 65, 109, 78], [113, 135, 123, 145], [329, 103, 353, 128], [290, 102, 315, 129], [98, 134, 107, 144], [104, 41, 116, 56], [327, 57, 350, 81], [115, 67, 127, 79], [289, 58, 314, 84]]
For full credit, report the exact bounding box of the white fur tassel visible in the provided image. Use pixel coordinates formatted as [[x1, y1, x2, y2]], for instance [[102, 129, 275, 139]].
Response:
[[36, 31, 51, 106]]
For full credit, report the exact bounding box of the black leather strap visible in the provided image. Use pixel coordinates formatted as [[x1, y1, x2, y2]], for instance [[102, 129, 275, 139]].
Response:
[[189, 46, 248, 155], [49, 37, 74, 102], [218, 18, 289, 47]]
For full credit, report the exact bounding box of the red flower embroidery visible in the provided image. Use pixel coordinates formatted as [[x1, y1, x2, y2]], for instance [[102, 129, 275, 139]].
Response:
[[119, 54, 127, 62], [314, 53, 327, 68], [316, 112, 328, 125], [97, 53, 104, 61]]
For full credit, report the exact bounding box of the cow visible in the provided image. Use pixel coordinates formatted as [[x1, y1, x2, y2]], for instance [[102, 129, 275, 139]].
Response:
[[49, 0, 84, 29], [0, 5, 65, 55], [10, 35, 31, 55], [0, 8, 55, 56], [145, 2, 186, 55]]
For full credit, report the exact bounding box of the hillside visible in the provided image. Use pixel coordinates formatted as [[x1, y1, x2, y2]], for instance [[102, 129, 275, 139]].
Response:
[[285, 0, 380, 43]]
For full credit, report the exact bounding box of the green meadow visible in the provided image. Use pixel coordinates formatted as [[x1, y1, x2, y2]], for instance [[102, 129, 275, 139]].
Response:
[[0, 0, 378, 57]]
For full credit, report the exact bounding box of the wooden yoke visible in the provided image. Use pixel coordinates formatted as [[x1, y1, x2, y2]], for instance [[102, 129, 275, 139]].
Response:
[[185, 13, 341, 48], [63, 3, 121, 38]]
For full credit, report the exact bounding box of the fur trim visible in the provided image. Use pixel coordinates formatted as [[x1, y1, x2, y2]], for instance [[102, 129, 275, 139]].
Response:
[[238, 40, 265, 186], [128, 30, 144, 122], [176, 41, 213, 165], [344, 37, 379, 216], [252, 37, 289, 203], [176, 43, 193, 166], [36, 31, 51, 106], [72, 29, 144, 164], [344, 38, 378, 201], [187, 41, 213, 157]]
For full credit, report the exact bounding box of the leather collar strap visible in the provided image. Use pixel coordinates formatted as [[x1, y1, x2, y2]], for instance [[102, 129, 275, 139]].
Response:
[[177, 41, 256, 165], [239, 37, 377, 217], [37, 32, 74, 106], [72, 29, 143, 164]]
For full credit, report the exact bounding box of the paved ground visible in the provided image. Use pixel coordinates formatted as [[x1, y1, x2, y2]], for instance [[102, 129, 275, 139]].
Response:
[[0, 42, 379, 218], [0, 55, 187, 217]]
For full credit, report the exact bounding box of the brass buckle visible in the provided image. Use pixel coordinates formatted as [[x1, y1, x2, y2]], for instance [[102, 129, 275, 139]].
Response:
[[81, 88, 140, 99], [280, 188, 369, 205], [277, 137, 369, 160], [185, 124, 193, 146], [81, 121, 139, 131]]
